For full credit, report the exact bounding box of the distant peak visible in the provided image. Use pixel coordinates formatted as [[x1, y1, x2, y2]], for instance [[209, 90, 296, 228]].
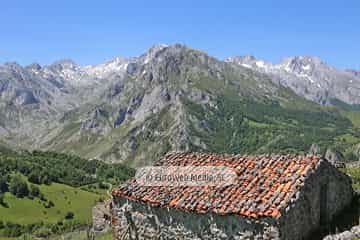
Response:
[[147, 44, 169, 54], [3, 62, 23, 70], [51, 59, 78, 68], [346, 69, 360, 76], [238, 55, 257, 61], [243, 55, 257, 61], [140, 44, 170, 64], [281, 55, 325, 66], [106, 56, 127, 64], [144, 43, 193, 55], [26, 63, 42, 71], [225, 55, 257, 63], [149, 43, 169, 50]]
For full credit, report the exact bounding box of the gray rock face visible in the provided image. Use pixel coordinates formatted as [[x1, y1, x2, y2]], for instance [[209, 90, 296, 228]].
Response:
[[81, 107, 111, 135], [354, 143, 360, 161], [114, 109, 127, 127], [0, 44, 359, 164], [325, 148, 344, 164], [0, 61, 76, 119], [346, 69, 360, 77], [226, 55, 360, 106], [13, 89, 39, 106], [309, 143, 321, 155], [0, 45, 228, 162], [323, 225, 360, 240]]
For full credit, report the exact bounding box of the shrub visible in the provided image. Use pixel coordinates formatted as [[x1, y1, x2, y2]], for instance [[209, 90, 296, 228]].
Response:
[[39, 193, 47, 201], [49, 200, 55, 207], [9, 175, 29, 198], [98, 182, 108, 189], [0, 176, 8, 193], [0, 192, 4, 205], [43, 200, 55, 208], [28, 172, 40, 184], [2, 222, 23, 237], [345, 152, 358, 161], [51, 224, 60, 234], [64, 211, 74, 220], [33, 226, 52, 238], [29, 184, 41, 198]]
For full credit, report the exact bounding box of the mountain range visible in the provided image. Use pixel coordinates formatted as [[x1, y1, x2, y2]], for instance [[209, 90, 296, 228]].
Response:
[[0, 44, 359, 166], [226, 55, 360, 106]]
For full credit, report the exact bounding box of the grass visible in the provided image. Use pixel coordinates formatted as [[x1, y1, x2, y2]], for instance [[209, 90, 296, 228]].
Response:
[[0, 231, 113, 240], [44, 230, 112, 240], [341, 111, 360, 128], [336, 133, 360, 144], [0, 182, 105, 225], [343, 165, 360, 192], [247, 119, 271, 128], [97, 231, 113, 240], [79, 183, 109, 197], [193, 76, 226, 94]]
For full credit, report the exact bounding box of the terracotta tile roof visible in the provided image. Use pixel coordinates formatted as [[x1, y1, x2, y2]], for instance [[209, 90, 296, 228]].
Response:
[[112, 152, 322, 219]]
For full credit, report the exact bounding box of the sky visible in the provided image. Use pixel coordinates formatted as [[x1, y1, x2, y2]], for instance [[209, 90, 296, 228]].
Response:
[[1, 0, 359, 69]]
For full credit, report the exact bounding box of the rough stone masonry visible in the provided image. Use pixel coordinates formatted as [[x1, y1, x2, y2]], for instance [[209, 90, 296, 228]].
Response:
[[111, 152, 354, 240]]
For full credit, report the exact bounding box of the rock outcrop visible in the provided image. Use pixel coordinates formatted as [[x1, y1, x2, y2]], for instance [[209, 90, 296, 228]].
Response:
[[309, 143, 321, 155], [325, 148, 345, 166], [354, 143, 360, 161], [323, 226, 360, 240]]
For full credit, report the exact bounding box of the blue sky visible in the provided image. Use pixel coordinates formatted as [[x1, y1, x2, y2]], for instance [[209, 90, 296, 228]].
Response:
[[1, 0, 359, 69]]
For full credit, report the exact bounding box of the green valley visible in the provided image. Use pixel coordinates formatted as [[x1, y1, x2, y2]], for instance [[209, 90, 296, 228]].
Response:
[[0, 151, 134, 239]]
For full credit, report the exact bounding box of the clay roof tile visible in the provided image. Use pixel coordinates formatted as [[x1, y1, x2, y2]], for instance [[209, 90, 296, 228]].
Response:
[[113, 153, 322, 219]]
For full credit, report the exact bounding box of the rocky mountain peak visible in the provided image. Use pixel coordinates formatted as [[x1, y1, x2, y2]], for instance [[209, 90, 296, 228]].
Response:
[[226, 55, 257, 63], [346, 69, 360, 77], [2, 62, 23, 71], [225, 55, 271, 70], [83, 59, 129, 79], [25, 63, 42, 73], [0, 63, 35, 82], [50, 59, 78, 70], [280, 56, 326, 74], [227, 53, 360, 105], [139, 44, 169, 64], [147, 43, 169, 54]]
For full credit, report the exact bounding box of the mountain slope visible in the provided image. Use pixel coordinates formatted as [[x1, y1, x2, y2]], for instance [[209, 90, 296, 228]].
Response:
[[226, 55, 360, 106], [0, 44, 359, 166], [41, 45, 280, 165]]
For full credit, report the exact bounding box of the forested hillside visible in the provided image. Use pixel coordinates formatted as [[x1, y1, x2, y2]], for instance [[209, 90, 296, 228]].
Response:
[[0, 150, 134, 239]]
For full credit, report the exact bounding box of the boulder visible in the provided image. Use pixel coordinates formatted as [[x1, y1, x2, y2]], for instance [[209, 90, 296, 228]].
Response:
[[323, 231, 353, 240], [351, 225, 360, 237]]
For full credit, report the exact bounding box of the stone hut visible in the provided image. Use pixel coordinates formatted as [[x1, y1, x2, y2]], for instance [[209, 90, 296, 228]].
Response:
[[111, 152, 354, 240]]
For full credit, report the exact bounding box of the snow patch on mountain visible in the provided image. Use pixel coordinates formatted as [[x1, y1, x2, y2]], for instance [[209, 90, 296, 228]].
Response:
[[226, 55, 360, 105], [84, 57, 129, 78]]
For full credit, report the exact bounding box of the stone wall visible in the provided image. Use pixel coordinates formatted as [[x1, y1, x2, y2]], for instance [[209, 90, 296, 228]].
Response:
[[279, 160, 353, 240], [323, 225, 360, 240], [111, 198, 281, 240]]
